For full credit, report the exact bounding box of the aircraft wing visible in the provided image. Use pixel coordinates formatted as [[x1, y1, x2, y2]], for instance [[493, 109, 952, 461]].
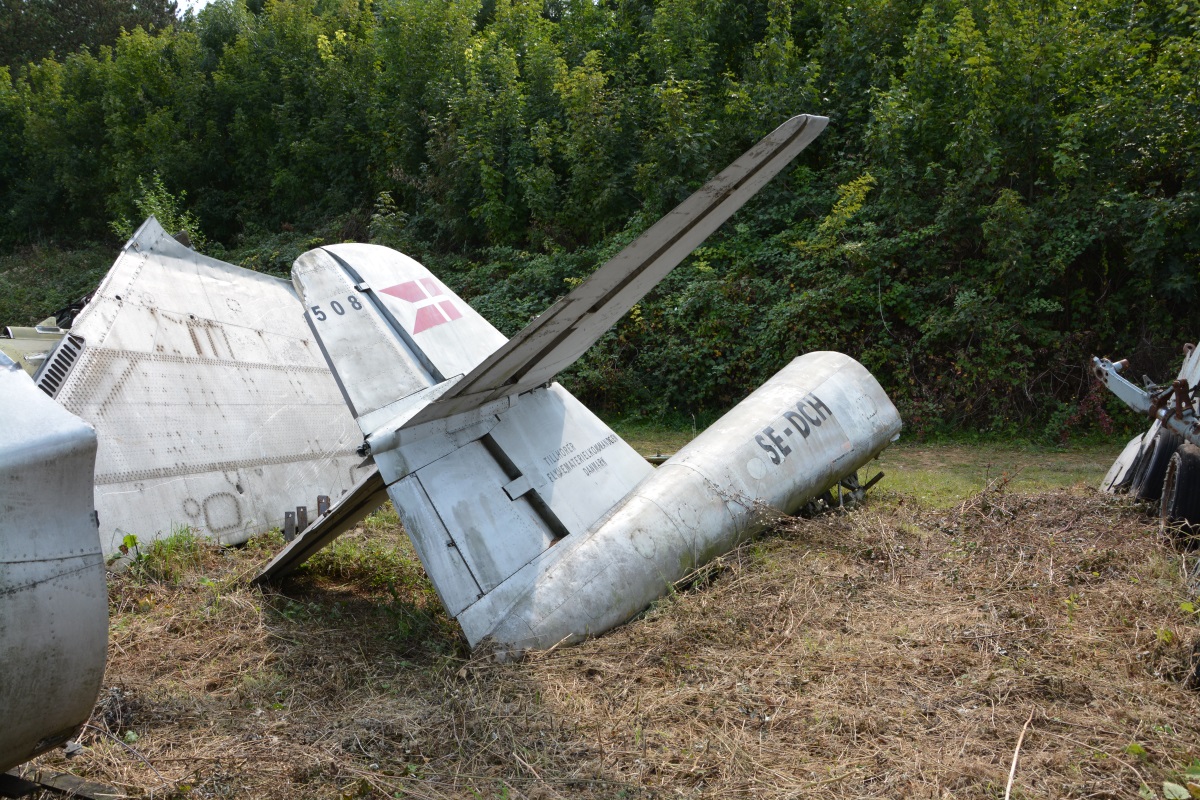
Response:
[[407, 113, 828, 424]]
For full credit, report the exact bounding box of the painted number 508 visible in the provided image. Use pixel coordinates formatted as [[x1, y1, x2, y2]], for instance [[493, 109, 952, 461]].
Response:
[[310, 295, 363, 321]]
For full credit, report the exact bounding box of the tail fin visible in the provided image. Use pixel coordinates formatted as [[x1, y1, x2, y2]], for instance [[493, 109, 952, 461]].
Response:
[[289, 245, 654, 617], [289, 114, 828, 626], [291, 244, 508, 430]]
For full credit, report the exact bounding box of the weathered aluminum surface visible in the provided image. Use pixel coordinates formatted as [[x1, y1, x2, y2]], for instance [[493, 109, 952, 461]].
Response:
[[0, 353, 107, 772], [46, 218, 371, 554], [274, 242, 656, 601], [1100, 433, 1146, 493], [380, 384, 654, 616], [280, 115, 905, 651], [407, 114, 829, 425], [458, 352, 901, 652]]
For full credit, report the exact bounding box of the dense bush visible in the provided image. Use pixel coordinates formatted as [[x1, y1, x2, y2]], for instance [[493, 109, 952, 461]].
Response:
[[0, 0, 1196, 436]]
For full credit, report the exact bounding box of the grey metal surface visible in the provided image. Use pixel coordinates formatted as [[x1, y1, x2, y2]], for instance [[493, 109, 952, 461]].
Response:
[[373, 384, 654, 614], [1100, 432, 1146, 493], [458, 352, 902, 652], [47, 218, 372, 555], [281, 115, 907, 652], [408, 114, 829, 425], [0, 353, 107, 772]]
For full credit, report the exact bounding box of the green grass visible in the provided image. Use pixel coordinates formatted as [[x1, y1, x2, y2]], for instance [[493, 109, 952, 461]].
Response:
[[870, 440, 1128, 508], [128, 526, 205, 584], [609, 419, 701, 458], [0, 242, 115, 326]]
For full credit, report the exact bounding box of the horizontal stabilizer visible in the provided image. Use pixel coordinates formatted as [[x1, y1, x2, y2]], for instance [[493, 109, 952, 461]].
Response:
[[407, 114, 828, 424], [254, 466, 388, 583]]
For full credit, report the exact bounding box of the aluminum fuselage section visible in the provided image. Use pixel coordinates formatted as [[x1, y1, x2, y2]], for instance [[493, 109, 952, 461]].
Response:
[[39, 218, 372, 554], [0, 355, 107, 772], [457, 351, 901, 652]]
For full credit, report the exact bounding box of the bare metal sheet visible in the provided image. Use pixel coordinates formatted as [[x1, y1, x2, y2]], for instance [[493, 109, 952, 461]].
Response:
[[50, 218, 371, 554]]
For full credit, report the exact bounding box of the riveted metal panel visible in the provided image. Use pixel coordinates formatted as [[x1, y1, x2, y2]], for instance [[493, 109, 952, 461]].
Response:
[[57, 218, 369, 554], [0, 357, 107, 772]]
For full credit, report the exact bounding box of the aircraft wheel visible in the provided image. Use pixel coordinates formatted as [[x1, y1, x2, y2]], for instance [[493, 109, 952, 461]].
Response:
[[1161, 443, 1200, 543], [1131, 429, 1183, 502]]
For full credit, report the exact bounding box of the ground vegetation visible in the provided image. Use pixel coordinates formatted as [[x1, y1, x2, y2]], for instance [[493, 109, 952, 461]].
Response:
[[17, 448, 1200, 798]]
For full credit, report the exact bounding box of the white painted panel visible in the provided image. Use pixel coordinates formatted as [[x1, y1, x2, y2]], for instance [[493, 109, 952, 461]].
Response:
[[416, 441, 554, 593], [292, 248, 434, 419], [319, 244, 508, 381], [487, 384, 653, 535]]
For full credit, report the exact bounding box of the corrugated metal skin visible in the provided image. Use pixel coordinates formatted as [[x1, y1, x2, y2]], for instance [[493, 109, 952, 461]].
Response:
[[52, 219, 371, 554], [0, 358, 107, 772]]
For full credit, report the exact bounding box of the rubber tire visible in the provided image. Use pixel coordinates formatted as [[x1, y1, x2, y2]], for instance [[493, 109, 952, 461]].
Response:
[[1161, 442, 1200, 540], [1131, 429, 1183, 502]]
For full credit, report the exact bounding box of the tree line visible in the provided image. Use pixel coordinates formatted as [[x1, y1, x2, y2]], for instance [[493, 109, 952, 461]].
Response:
[[1, 0, 1196, 436]]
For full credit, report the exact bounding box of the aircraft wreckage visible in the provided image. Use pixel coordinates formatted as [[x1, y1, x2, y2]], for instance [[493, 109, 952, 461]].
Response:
[[3, 112, 901, 771], [256, 113, 903, 654]]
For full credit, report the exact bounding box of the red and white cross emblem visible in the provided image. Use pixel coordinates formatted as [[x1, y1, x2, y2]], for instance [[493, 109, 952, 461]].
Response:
[[380, 277, 463, 334]]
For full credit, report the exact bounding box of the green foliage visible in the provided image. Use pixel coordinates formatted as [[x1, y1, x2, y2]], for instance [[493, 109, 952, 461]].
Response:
[[0, 242, 112, 325], [0, 0, 178, 73], [116, 527, 205, 584], [1, 0, 1198, 434], [110, 172, 207, 251]]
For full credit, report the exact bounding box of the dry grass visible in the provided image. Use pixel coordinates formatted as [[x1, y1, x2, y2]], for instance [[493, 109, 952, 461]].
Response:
[[18, 477, 1200, 799]]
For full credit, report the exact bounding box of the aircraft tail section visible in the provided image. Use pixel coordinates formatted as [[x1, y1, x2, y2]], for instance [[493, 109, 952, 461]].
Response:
[[291, 246, 654, 619], [288, 114, 836, 640], [291, 244, 508, 431]]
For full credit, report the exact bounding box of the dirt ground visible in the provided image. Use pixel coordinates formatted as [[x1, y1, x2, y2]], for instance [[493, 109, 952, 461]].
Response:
[[17, 444, 1200, 800]]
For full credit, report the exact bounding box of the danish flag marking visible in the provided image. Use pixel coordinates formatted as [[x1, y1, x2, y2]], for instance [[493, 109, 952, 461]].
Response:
[[381, 279, 462, 334]]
